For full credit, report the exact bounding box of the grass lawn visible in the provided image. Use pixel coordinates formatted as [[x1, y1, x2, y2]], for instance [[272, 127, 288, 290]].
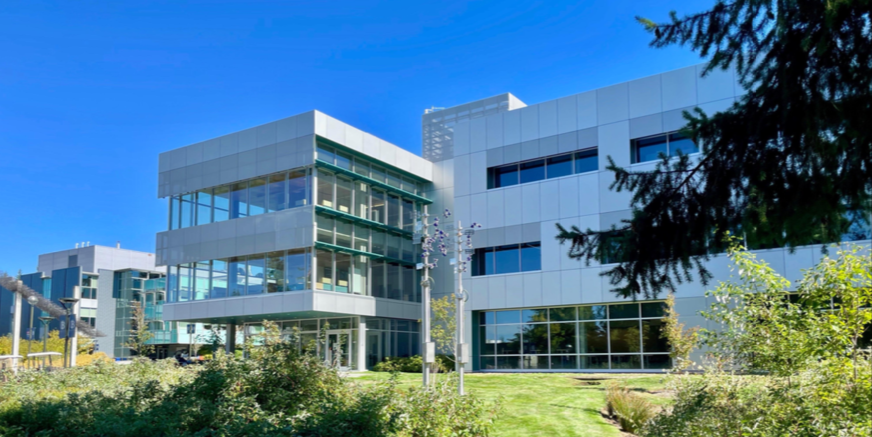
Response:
[[352, 372, 670, 437]]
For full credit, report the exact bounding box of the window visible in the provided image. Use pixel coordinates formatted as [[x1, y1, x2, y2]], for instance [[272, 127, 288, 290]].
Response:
[[266, 251, 285, 293], [387, 195, 401, 228], [335, 220, 353, 248], [246, 256, 265, 295], [180, 194, 195, 228], [546, 154, 573, 179], [211, 259, 228, 299], [492, 165, 519, 188], [402, 199, 415, 232], [248, 178, 267, 216], [478, 302, 671, 370], [167, 168, 311, 231], [285, 249, 308, 291], [213, 187, 230, 222], [371, 190, 386, 224], [196, 190, 213, 225], [316, 250, 333, 291], [267, 173, 287, 213], [519, 160, 545, 184], [317, 217, 334, 244], [575, 148, 598, 173], [335, 252, 351, 293], [228, 257, 246, 296], [318, 170, 334, 208], [472, 242, 541, 276], [354, 182, 369, 219], [230, 182, 248, 219], [288, 169, 309, 208], [336, 177, 353, 214], [336, 151, 352, 170], [317, 145, 335, 163], [487, 148, 600, 189], [631, 131, 698, 163]]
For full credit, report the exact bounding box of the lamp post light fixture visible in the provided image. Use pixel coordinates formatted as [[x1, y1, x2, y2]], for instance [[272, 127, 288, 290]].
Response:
[[38, 316, 53, 369], [59, 297, 80, 368], [25, 295, 38, 369], [417, 208, 479, 395]]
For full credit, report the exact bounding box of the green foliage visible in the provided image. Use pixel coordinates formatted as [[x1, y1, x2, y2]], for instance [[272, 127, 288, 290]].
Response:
[[123, 300, 154, 356], [557, 0, 872, 299], [0, 331, 92, 368], [430, 295, 457, 359], [604, 382, 657, 434], [642, 246, 872, 436], [372, 354, 454, 373], [371, 355, 452, 373], [0, 320, 498, 436], [661, 295, 699, 372]]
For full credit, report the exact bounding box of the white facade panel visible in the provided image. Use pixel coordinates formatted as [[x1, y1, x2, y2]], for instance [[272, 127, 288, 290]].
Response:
[[661, 66, 698, 111], [538, 100, 558, 138], [576, 90, 597, 129], [628, 75, 662, 118], [486, 113, 504, 150], [557, 95, 578, 134], [697, 64, 736, 104], [470, 117, 487, 153], [596, 83, 630, 125]]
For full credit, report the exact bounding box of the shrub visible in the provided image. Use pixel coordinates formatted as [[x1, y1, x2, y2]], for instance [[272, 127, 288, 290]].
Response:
[[372, 355, 453, 373], [0, 321, 499, 436], [642, 246, 872, 436], [604, 383, 656, 434]]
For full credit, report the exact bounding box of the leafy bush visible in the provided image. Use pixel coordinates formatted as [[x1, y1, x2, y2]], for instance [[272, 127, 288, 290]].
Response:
[[642, 245, 872, 436], [372, 355, 453, 373], [604, 383, 656, 433], [0, 321, 499, 436]]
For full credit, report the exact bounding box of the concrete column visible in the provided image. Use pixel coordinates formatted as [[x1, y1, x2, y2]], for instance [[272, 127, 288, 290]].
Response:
[[225, 324, 237, 355], [356, 317, 367, 371], [11, 292, 22, 372]]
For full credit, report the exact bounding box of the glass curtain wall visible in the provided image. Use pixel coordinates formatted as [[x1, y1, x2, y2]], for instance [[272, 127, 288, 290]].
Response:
[[365, 317, 421, 369], [478, 302, 671, 371], [167, 249, 311, 302], [168, 168, 312, 230]]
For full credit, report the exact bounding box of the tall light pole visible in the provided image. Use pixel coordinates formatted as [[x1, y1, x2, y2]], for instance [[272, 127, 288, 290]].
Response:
[[59, 296, 80, 368], [417, 205, 434, 386], [39, 316, 53, 369], [10, 290, 22, 373], [452, 221, 478, 396], [26, 295, 38, 369]]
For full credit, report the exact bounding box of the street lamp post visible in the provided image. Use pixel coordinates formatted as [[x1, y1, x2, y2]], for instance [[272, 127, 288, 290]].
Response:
[[451, 221, 478, 396], [59, 296, 80, 368], [39, 316, 53, 369], [26, 295, 38, 369]]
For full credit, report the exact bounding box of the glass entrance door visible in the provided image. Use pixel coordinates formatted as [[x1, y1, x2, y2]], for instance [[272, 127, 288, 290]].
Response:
[[325, 330, 351, 369]]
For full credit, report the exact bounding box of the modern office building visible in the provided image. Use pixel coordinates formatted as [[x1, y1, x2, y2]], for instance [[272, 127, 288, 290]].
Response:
[[157, 64, 872, 372], [1, 245, 213, 360]]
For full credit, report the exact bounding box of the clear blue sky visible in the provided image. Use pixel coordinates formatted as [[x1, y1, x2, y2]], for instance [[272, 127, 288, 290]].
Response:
[[0, 0, 708, 274]]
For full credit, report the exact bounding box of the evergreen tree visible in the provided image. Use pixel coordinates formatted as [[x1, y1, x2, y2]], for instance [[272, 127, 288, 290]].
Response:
[[558, 0, 872, 299]]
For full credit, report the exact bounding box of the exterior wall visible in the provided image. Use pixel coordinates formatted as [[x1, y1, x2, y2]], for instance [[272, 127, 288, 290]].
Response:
[[158, 111, 433, 324], [427, 64, 870, 371], [94, 269, 117, 356], [37, 245, 157, 275]]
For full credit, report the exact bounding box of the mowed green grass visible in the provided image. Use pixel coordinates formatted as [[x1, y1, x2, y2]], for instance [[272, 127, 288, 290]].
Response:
[[351, 372, 670, 437]]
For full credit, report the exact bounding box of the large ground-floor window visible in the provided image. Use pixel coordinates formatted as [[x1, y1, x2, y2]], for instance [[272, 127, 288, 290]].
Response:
[[243, 316, 420, 370], [476, 302, 671, 371]]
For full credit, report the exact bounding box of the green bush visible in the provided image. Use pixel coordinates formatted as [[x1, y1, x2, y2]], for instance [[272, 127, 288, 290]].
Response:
[[604, 383, 656, 433], [372, 355, 454, 373], [0, 323, 499, 436], [642, 246, 872, 436]]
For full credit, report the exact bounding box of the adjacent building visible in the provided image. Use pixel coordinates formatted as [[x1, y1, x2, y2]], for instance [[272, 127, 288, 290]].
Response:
[[1, 245, 213, 360], [157, 64, 871, 372]]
